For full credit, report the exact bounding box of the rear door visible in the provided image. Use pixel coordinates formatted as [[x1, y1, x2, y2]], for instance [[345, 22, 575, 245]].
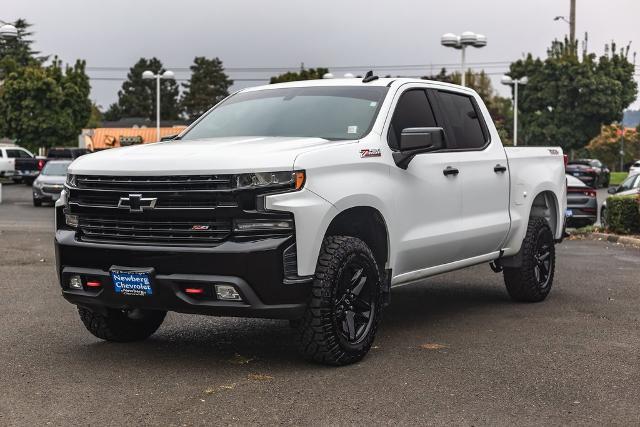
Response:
[[433, 90, 510, 259]]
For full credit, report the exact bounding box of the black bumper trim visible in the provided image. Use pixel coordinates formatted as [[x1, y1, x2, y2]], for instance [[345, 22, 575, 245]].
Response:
[[61, 267, 306, 319]]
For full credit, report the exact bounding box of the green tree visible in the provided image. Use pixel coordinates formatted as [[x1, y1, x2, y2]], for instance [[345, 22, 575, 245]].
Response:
[[508, 38, 637, 149], [0, 19, 44, 77], [105, 57, 180, 121], [269, 67, 329, 84], [86, 103, 103, 128], [423, 68, 513, 144], [181, 56, 233, 121], [586, 124, 639, 171], [0, 59, 92, 152]]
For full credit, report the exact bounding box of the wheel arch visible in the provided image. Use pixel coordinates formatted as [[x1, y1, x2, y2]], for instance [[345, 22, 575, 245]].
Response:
[[323, 206, 390, 271]]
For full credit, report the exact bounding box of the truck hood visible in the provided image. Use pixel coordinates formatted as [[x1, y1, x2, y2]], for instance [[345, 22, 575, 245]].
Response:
[[69, 136, 347, 175]]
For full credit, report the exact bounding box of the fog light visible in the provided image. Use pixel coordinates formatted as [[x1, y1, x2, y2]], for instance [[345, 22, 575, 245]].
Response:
[[215, 284, 242, 301], [65, 214, 79, 228], [69, 275, 83, 290]]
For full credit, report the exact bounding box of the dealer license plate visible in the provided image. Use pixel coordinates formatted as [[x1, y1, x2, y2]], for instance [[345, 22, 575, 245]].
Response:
[[110, 269, 153, 296]]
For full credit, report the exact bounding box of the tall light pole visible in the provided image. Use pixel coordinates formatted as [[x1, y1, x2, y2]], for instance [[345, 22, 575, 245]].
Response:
[[0, 20, 18, 40], [554, 0, 576, 45], [441, 31, 487, 87], [501, 75, 528, 146], [142, 70, 175, 142]]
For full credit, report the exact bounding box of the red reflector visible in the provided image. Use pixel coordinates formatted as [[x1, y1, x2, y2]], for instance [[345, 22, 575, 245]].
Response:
[[86, 280, 101, 288], [185, 287, 204, 295], [563, 154, 568, 166], [37, 159, 45, 170]]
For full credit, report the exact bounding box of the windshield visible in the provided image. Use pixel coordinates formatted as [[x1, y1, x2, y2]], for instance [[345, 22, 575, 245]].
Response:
[[42, 162, 70, 176], [181, 86, 388, 141]]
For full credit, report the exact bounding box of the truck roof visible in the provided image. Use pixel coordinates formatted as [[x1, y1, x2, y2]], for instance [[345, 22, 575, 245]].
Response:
[[240, 77, 476, 96]]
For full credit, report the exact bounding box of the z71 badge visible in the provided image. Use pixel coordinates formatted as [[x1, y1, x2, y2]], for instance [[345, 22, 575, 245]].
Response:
[[360, 148, 381, 158]]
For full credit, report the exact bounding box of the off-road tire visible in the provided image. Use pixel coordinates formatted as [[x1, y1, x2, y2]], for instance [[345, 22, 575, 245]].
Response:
[[297, 236, 382, 366], [78, 307, 166, 342], [503, 217, 555, 302]]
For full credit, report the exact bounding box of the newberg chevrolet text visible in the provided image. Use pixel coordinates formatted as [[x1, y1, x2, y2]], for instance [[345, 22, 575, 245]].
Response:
[[55, 76, 567, 365]]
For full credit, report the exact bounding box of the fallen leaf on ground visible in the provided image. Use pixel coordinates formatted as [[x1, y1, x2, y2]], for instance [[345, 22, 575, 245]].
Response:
[[204, 383, 236, 395], [228, 353, 254, 365], [420, 343, 448, 350], [248, 373, 273, 381]]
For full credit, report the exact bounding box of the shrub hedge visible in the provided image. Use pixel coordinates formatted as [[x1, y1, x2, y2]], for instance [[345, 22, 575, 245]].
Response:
[[605, 195, 640, 234]]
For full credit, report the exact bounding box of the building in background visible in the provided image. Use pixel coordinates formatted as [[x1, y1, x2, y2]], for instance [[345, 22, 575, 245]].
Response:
[[79, 118, 187, 150]]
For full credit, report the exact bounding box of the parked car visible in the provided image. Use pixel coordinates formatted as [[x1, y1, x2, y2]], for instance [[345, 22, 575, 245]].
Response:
[[565, 158, 610, 188], [565, 174, 597, 228], [600, 173, 640, 229], [46, 147, 90, 160], [0, 144, 45, 185], [55, 77, 567, 365], [629, 160, 640, 177], [32, 160, 72, 206]]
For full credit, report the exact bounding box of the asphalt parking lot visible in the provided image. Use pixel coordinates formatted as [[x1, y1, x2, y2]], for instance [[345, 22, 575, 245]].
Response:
[[1, 182, 639, 425]]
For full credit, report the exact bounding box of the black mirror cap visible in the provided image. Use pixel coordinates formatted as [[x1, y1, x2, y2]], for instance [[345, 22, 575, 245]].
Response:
[[393, 127, 444, 169], [399, 127, 444, 151], [607, 186, 618, 194]]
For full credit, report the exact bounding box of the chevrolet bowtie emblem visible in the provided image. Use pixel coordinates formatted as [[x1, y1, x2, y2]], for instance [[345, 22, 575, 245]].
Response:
[[117, 194, 158, 213]]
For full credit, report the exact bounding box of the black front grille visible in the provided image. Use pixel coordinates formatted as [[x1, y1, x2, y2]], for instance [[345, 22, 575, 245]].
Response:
[[42, 185, 64, 194], [66, 174, 293, 247], [75, 175, 233, 191], [78, 217, 232, 246]]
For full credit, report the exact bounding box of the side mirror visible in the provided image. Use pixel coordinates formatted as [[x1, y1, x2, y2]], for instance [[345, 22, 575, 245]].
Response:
[[607, 186, 618, 194], [393, 127, 444, 169]]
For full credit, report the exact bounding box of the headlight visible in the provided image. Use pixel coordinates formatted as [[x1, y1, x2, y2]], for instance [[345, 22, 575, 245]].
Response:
[[66, 173, 77, 187], [33, 180, 44, 189], [234, 171, 305, 190]]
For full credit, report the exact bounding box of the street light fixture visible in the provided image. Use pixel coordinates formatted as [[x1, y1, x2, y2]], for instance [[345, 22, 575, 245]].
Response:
[[501, 75, 528, 146], [440, 31, 487, 87], [142, 69, 175, 142], [0, 20, 18, 40]]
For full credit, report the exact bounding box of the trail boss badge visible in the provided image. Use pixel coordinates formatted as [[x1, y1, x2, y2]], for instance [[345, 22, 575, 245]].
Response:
[[360, 148, 381, 158]]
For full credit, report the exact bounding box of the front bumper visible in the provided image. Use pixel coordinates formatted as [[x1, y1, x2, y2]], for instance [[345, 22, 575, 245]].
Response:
[[55, 229, 311, 319]]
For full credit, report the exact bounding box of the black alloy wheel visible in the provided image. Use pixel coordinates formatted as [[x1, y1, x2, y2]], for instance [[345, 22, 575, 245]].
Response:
[[334, 257, 377, 346]]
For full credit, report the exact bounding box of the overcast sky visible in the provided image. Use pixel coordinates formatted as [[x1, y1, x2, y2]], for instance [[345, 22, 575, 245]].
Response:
[[4, 0, 640, 109]]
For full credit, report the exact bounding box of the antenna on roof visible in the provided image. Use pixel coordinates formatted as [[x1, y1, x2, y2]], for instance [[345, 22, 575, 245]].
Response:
[[362, 70, 379, 83]]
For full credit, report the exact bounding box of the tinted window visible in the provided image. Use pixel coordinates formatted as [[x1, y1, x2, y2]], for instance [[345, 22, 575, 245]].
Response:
[[388, 89, 437, 149], [619, 175, 637, 191], [6, 149, 32, 158], [437, 91, 486, 149]]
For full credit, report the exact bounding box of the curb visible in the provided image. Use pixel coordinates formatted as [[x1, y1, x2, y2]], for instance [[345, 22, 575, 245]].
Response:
[[571, 231, 640, 247]]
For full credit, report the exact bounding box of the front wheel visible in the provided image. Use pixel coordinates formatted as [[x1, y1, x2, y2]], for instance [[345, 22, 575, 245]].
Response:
[[297, 236, 382, 365], [503, 217, 555, 302], [78, 307, 166, 342]]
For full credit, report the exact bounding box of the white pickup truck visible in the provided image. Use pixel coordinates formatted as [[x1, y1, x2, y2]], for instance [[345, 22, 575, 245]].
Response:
[[55, 76, 567, 365]]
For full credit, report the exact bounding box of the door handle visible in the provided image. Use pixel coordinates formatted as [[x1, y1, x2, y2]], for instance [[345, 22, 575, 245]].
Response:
[[494, 164, 507, 173], [443, 166, 459, 176]]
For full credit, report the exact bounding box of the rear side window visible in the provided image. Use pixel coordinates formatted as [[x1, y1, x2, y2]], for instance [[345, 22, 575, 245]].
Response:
[[6, 149, 32, 158], [437, 91, 486, 149], [388, 89, 437, 150]]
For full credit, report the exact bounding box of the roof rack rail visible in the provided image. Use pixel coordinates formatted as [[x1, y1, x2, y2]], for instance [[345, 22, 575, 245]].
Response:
[[362, 70, 379, 83]]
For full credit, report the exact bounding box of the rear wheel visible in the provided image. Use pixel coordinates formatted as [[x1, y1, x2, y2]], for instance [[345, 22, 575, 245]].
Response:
[[503, 217, 555, 302], [78, 307, 166, 342], [297, 236, 382, 365]]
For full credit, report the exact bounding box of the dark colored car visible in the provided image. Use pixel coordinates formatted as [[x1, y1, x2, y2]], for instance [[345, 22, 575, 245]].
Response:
[[47, 147, 90, 160], [565, 174, 597, 228], [565, 158, 610, 188]]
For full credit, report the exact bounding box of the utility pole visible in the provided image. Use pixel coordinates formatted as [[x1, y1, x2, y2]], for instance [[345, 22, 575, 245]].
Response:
[[569, 0, 576, 45]]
